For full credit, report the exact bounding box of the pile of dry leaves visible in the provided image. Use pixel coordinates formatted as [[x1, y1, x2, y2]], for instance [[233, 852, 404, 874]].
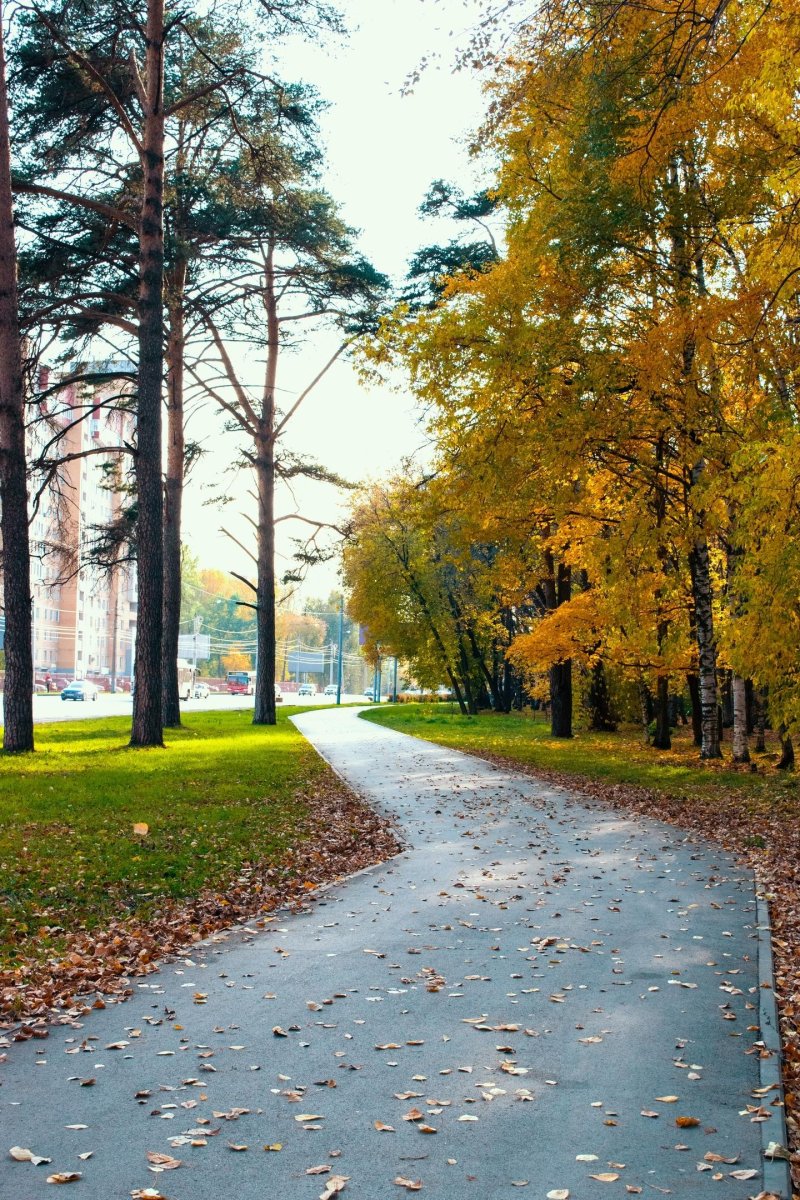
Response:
[[0, 775, 401, 1033], [469, 746, 800, 1195]]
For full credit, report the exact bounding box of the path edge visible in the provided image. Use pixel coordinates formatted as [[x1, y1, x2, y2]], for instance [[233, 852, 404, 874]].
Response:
[[757, 891, 792, 1199]]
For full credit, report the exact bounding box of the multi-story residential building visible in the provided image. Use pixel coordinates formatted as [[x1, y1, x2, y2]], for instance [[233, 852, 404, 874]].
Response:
[[26, 363, 138, 684]]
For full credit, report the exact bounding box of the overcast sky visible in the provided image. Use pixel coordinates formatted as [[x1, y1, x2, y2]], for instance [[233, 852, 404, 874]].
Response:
[[180, 0, 491, 602]]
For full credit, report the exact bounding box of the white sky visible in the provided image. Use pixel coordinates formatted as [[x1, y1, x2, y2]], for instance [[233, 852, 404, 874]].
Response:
[[181, 0, 491, 599]]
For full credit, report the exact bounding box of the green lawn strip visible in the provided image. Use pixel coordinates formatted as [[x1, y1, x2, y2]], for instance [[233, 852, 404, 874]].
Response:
[[0, 706, 340, 968]]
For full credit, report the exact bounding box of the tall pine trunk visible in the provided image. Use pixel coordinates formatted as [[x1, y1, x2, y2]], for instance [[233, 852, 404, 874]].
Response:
[[162, 269, 186, 728], [0, 5, 33, 753], [254, 435, 277, 724], [253, 239, 278, 726], [131, 0, 166, 747]]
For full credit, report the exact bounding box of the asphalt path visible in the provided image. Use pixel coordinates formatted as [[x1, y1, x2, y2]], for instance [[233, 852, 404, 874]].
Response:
[[0, 706, 770, 1199]]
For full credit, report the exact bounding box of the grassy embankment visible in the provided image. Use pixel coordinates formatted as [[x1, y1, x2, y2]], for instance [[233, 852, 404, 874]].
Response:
[[0, 707, 386, 972]]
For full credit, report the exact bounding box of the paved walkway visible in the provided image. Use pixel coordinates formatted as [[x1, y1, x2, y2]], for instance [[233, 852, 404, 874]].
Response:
[[1, 708, 768, 1198]]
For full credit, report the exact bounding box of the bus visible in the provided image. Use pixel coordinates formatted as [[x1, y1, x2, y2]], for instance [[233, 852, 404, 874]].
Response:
[[177, 659, 197, 701], [227, 670, 256, 695]]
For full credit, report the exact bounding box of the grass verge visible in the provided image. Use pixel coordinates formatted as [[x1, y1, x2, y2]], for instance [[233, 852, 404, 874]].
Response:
[[362, 703, 800, 1186], [0, 707, 400, 1026]]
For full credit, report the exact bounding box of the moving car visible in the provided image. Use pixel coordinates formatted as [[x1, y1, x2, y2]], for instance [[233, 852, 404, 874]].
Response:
[[297, 683, 317, 697], [323, 683, 338, 696], [61, 679, 99, 702], [193, 682, 210, 700]]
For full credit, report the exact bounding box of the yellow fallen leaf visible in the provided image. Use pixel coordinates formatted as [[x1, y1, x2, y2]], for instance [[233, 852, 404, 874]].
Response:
[[675, 1116, 700, 1128], [263, 1144, 283, 1152], [655, 1096, 678, 1103], [133, 822, 149, 836], [374, 1121, 395, 1132], [294, 1114, 324, 1123], [589, 1174, 620, 1183]]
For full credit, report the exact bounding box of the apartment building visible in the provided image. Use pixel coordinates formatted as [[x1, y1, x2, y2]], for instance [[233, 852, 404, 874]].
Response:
[[28, 364, 138, 684]]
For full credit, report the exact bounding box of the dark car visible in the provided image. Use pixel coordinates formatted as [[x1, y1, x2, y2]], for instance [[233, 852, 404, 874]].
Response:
[[61, 679, 99, 702]]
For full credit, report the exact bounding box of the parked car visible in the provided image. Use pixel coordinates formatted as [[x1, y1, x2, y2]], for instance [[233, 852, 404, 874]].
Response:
[[61, 679, 99, 702], [297, 683, 317, 697], [275, 683, 284, 703], [323, 683, 338, 696], [363, 686, 381, 701], [193, 682, 210, 700]]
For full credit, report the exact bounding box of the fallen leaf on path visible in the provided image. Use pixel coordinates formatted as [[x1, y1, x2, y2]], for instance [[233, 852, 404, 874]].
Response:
[[306, 1165, 330, 1175], [394, 1177, 422, 1191], [319, 1174, 349, 1199], [46, 1173, 82, 1184], [547, 1191, 569, 1199], [589, 1173, 620, 1182], [374, 1122, 395, 1132], [675, 1116, 700, 1128], [9, 1146, 51, 1165], [145, 1153, 182, 1170]]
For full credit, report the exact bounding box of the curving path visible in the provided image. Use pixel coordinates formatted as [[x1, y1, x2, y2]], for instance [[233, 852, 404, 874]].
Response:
[[0, 706, 774, 1198]]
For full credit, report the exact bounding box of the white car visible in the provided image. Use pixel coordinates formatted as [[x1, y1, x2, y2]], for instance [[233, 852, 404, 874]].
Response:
[[297, 683, 317, 697], [275, 683, 284, 703], [193, 682, 210, 699]]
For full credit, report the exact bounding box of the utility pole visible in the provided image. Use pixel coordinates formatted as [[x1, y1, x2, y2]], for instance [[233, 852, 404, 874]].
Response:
[[335, 595, 344, 705], [192, 614, 202, 676]]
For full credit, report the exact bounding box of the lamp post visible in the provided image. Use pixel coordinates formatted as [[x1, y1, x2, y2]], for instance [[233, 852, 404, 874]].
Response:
[[335, 595, 344, 705]]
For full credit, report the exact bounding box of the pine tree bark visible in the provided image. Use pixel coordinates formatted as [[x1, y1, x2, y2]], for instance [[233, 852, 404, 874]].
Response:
[[130, 0, 165, 747], [0, 5, 34, 753], [731, 672, 750, 763], [162, 266, 186, 728], [253, 239, 278, 726], [688, 538, 721, 758], [254, 434, 277, 724]]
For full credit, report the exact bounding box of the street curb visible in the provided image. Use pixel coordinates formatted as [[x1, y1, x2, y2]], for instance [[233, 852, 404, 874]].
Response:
[[756, 891, 793, 1199]]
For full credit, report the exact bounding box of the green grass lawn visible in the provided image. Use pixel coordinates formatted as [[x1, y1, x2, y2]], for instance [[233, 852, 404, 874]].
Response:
[[0, 707, 331, 967], [361, 703, 795, 809]]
